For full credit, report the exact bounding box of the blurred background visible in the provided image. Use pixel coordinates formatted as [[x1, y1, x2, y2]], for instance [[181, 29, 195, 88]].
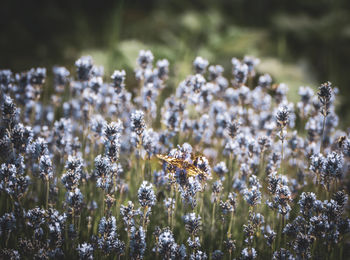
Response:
[[1, 0, 350, 124]]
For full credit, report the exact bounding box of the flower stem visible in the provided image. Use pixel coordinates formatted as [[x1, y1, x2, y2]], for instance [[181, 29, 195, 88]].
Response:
[[45, 178, 49, 209], [320, 115, 327, 153], [227, 210, 234, 238], [211, 202, 216, 232]]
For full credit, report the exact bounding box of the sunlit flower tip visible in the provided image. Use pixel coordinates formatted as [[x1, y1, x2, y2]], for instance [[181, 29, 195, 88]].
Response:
[[193, 56, 209, 74], [137, 50, 154, 69]]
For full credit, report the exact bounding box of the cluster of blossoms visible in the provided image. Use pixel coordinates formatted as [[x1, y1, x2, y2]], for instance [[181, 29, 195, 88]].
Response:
[[0, 49, 349, 259]]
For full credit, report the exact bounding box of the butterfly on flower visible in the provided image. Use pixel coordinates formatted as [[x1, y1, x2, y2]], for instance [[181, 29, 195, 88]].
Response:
[[156, 154, 211, 179]]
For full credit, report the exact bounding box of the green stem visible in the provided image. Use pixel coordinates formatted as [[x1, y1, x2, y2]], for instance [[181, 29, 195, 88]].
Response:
[[320, 115, 326, 153], [227, 210, 234, 238], [45, 179, 49, 209], [211, 202, 216, 232]]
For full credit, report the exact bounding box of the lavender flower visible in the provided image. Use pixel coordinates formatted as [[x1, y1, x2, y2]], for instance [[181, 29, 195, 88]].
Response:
[[120, 201, 136, 232], [0, 212, 16, 236], [190, 250, 207, 260], [213, 162, 228, 179], [138, 181, 156, 207], [137, 50, 154, 69], [309, 153, 325, 174], [0, 69, 12, 91], [191, 74, 206, 94], [130, 226, 146, 259], [298, 192, 317, 218], [94, 155, 113, 191], [75, 56, 93, 81], [53, 66, 70, 87], [61, 155, 83, 190], [0, 249, 20, 260], [0, 48, 348, 259], [65, 188, 84, 213], [39, 155, 53, 181], [131, 110, 146, 136], [227, 120, 240, 139], [111, 70, 126, 94], [240, 247, 257, 259], [258, 73, 272, 89], [47, 208, 67, 239], [293, 233, 314, 259], [273, 248, 295, 260], [183, 213, 201, 235], [2, 95, 18, 124], [98, 216, 125, 255], [276, 106, 290, 128], [193, 57, 209, 74], [317, 81, 333, 117], [187, 236, 201, 250], [77, 243, 94, 260], [243, 186, 261, 206], [322, 151, 343, 180], [233, 63, 248, 85], [262, 225, 276, 246], [156, 59, 170, 80]]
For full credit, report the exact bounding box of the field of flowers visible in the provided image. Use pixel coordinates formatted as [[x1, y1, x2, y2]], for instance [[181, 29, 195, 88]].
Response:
[[0, 50, 349, 259]]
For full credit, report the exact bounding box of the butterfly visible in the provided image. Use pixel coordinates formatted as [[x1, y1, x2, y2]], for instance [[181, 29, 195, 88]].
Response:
[[156, 154, 210, 179]]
